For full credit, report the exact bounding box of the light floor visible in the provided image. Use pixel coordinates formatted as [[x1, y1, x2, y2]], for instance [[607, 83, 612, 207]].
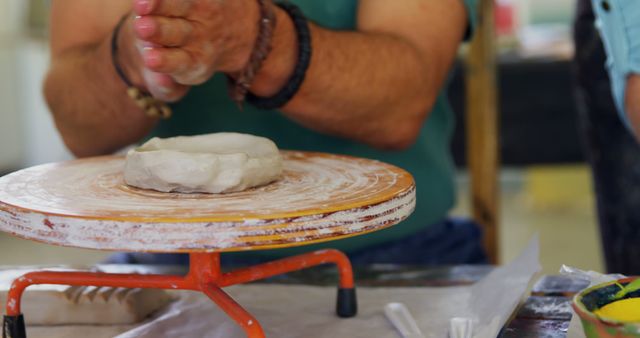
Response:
[[0, 165, 604, 276], [452, 165, 603, 275]]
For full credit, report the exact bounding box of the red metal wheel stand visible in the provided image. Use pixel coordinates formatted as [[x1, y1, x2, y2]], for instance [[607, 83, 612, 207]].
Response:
[[2, 249, 357, 338]]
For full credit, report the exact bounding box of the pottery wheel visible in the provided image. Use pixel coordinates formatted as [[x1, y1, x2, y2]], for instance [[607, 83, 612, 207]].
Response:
[[0, 151, 415, 252]]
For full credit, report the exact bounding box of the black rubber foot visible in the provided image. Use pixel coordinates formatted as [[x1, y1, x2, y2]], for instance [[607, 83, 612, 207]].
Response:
[[3, 315, 26, 338], [336, 288, 357, 318]]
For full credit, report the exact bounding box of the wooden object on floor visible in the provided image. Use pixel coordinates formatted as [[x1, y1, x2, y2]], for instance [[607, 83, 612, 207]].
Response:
[[465, 0, 500, 264]]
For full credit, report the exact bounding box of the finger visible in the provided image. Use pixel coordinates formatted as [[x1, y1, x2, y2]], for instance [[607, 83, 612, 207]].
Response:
[[143, 69, 190, 103], [134, 16, 193, 47], [131, 40, 189, 102], [171, 62, 212, 86], [133, 0, 194, 17], [142, 47, 213, 85], [142, 46, 192, 74]]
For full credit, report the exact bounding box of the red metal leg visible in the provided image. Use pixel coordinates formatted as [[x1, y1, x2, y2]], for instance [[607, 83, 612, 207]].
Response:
[[3, 269, 197, 338], [184, 252, 221, 287], [219, 249, 358, 318], [220, 249, 355, 288], [201, 283, 266, 338], [4, 249, 356, 338], [5, 271, 197, 316]]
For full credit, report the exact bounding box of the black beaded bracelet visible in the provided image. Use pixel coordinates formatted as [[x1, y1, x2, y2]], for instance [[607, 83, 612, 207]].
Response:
[[247, 2, 312, 110]]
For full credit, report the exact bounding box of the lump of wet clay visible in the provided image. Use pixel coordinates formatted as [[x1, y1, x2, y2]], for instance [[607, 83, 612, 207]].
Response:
[[124, 133, 283, 194]]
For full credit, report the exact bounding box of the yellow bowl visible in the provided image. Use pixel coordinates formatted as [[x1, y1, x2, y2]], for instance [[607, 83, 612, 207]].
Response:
[[573, 278, 640, 338]]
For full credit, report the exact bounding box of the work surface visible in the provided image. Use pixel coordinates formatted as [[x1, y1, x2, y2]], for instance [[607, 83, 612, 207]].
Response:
[[276, 265, 585, 337], [5, 264, 585, 337]]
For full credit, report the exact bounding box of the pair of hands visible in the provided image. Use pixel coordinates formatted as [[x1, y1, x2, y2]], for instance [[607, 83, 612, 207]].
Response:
[[122, 0, 261, 102]]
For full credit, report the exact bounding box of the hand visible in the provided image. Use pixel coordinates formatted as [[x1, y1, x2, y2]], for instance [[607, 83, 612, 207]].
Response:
[[625, 74, 640, 139], [131, 0, 260, 86], [118, 13, 190, 102]]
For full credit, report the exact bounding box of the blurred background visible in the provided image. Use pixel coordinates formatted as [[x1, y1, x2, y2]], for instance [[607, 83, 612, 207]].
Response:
[[0, 0, 601, 275]]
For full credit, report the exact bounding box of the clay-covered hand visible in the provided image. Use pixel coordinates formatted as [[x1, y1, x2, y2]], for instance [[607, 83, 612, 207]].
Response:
[[117, 14, 190, 103], [132, 0, 260, 86]]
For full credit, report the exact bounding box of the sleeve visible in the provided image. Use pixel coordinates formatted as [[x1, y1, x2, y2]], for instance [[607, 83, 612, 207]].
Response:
[[461, 0, 479, 41], [591, 0, 640, 130]]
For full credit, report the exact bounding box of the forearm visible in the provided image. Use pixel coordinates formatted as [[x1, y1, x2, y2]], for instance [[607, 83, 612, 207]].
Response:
[[123, 0, 465, 149], [251, 11, 452, 149], [44, 29, 156, 157], [625, 75, 640, 139]]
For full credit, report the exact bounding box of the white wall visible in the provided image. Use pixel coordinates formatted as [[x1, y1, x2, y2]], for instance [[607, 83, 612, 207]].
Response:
[[502, 0, 576, 27], [0, 0, 25, 170], [0, 0, 71, 170], [17, 41, 72, 167], [0, 43, 23, 170]]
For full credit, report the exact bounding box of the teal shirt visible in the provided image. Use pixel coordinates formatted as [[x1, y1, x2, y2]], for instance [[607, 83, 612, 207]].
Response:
[[152, 0, 478, 256]]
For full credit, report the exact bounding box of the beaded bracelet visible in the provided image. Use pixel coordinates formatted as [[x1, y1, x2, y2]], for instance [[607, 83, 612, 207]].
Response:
[[228, 0, 278, 107], [247, 2, 311, 110], [111, 14, 172, 119]]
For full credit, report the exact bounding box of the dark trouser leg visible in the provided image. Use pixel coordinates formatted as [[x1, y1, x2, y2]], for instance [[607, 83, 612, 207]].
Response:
[[573, 1, 640, 274]]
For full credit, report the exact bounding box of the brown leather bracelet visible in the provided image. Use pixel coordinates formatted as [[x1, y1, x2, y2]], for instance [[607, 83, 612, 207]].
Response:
[[111, 14, 172, 119], [227, 0, 278, 108]]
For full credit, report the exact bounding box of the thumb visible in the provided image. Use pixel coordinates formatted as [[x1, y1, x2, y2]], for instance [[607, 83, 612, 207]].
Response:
[[142, 69, 190, 103]]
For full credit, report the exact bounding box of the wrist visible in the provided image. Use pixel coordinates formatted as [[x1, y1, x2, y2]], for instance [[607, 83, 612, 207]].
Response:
[[249, 6, 298, 97], [218, 0, 263, 74], [116, 15, 147, 90]]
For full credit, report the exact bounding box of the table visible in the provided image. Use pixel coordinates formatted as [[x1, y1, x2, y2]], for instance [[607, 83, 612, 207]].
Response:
[[2, 264, 585, 337], [271, 264, 588, 337]]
